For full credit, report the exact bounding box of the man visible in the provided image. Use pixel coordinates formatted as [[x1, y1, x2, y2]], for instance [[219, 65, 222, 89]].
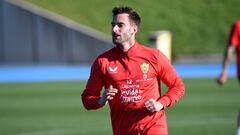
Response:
[[217, 20, 240, 135], [218, 20, 240, 85], [81, 6, 185, 135]]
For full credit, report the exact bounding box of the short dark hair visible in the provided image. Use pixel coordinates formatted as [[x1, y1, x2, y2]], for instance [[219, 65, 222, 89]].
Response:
[[112, 6, 141, 28]]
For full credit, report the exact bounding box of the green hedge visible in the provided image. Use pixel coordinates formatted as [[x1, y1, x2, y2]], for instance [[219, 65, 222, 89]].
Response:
[[26, 0, 240, 58]]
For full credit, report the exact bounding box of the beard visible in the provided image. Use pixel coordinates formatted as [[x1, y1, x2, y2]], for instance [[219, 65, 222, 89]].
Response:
[[112, 30, 132, 45]]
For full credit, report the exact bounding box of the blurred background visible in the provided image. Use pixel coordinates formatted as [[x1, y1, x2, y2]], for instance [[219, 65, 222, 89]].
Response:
[[0, 0, 239, 135]]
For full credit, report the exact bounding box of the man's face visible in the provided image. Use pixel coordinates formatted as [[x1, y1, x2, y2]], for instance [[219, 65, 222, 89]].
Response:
[[111, 13, 136, 45]]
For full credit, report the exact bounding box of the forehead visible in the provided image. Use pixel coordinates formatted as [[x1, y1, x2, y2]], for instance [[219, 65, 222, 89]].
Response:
[[112, 13, 130, 23]]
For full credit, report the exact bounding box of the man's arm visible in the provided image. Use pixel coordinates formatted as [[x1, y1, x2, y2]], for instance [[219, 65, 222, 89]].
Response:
[[217, 44, 235, 85], [153, 51, 185, 109], [81, 59, 118, 110], [159, 53, 185, 109], [81, 59, 105, 110]]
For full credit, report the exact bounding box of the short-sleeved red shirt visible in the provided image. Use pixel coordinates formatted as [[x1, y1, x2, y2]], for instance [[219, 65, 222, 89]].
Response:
[[229, 20, 240, 79], [82, 42, 185, 135]]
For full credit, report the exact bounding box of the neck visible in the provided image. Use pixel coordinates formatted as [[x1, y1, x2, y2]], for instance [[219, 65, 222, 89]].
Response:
[[117, 40, 135, 52]]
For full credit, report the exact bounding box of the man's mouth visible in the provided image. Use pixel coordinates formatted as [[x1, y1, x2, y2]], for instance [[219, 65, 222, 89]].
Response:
[[113, 34, 120, 39]]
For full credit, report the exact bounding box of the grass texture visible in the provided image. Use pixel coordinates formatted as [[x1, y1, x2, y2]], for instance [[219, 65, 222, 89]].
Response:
[[0, 78, 239, 135]]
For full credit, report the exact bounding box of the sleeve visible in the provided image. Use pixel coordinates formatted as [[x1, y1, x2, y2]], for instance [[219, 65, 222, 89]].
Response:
[[156, 51, 185, 108], [229, 21, 240, 47], [81, 58, 105, 110]]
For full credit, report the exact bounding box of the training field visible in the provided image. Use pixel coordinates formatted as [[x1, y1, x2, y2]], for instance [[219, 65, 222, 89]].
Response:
[[0, 78, 239, 135]]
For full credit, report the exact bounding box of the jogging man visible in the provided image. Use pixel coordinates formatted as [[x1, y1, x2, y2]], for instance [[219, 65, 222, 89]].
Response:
[[217, 20, 240, 135], [81, 6, 185, 135], [218, 20, 240, 85]]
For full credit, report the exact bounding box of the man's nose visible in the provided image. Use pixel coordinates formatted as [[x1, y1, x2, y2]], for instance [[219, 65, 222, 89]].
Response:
[[112, 25, 119, 33]]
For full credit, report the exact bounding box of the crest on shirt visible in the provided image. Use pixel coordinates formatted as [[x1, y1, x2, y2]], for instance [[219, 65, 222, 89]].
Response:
[[140, 62, 149, 80], [140, 62, 149, 74], [108, 66, 118, 73]]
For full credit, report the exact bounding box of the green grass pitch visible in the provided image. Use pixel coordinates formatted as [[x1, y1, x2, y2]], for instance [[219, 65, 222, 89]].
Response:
[[0, 78, 239, 135]]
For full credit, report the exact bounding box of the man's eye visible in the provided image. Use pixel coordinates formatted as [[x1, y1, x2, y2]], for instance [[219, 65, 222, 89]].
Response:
[[117, 24, 123, 27], [111, 23, 124, 28]]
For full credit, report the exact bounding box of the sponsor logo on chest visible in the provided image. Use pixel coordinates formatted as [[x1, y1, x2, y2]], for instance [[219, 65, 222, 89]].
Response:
[[120, 79, 142, 103], [108, 66, 118, 73]]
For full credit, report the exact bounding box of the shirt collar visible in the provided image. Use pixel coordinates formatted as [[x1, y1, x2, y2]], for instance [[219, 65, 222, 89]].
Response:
[[115, 41, 141, 57]]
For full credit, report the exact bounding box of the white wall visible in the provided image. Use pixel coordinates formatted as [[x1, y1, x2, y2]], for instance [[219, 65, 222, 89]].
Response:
[[0, 0, 113, 64]]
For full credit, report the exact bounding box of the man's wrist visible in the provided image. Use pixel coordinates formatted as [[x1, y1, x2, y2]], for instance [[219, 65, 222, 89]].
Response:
[[156, 101, 164, 111], [98, 97, 107, 106]]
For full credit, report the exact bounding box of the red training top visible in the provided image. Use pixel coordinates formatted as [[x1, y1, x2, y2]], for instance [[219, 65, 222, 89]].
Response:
[[229, 20, 240, 79], [82, 42, 185, 135]]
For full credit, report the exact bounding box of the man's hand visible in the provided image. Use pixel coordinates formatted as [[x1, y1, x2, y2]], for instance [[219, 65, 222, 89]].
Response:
[[217, 71, 227, 86], [144, 98, 163, 113], [98, 85, 118, 106]]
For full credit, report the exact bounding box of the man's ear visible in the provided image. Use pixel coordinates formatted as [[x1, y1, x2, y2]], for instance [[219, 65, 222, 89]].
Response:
[[132, 25, 138, 35]]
